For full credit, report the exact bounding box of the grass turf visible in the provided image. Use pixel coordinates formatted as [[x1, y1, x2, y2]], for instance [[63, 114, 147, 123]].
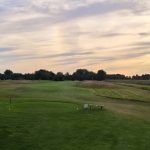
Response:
[[0, 80, 150, 150]]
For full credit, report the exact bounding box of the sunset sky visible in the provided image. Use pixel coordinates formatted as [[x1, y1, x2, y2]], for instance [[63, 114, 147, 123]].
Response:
[[0, 0, 150, 75]]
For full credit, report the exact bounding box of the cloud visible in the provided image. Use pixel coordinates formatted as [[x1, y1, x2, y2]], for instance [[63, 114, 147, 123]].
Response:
[[0, 0, 133, 34], [139, 32, 150, 36], [61, 1, 132, 21], [0, 0, 150, 74], [0, 47, 15, 53], [132, 42, 150, 47], [0, 51, 94, 61]]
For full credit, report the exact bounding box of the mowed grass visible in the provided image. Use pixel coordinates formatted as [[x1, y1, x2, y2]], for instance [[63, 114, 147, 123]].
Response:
[[0, 80, 150, 150], [94, 86, 150, 102]]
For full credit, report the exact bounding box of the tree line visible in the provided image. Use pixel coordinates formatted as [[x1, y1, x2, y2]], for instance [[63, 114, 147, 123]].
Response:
[[0, 69, 149, 81]]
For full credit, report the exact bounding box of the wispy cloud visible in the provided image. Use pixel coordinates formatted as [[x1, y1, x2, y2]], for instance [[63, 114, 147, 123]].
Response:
[[0, 47, 15, 53], [0, 0, 150, 75]]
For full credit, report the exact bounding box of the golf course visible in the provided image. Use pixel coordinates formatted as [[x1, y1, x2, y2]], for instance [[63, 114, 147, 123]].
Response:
[[0, 80, 150, 150]]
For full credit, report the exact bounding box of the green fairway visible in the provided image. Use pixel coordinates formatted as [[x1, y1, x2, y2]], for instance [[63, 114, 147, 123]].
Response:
[[0, 80, 150, 150]]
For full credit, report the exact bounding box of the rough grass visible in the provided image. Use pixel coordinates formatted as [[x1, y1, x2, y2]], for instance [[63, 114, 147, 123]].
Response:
[[79, 80, 150, 102], [0, 80, 150, 150], [94, 86, 150, 102], [110, 80, 150, 85]]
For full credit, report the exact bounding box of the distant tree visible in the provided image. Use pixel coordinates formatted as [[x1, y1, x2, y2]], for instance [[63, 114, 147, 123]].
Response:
[[24, 73, 35, 80], [64, 72, 72, 80], [141, 74, 150, 80], [0, 73, 5, 80], [107, 74, 127, 80], [132, 74, 141, 80], [12, 73, 23, 80], [54, 72, 64, 81], [89, 71, 96, 80], [4, 70, 13, 80], [34, 70, 55, 80], [1, 68, 149, 81], [49, 71, 55, 80], [96, 70, 106, 81], [132, 74, 150, 80], [72, 69, 91, 81]]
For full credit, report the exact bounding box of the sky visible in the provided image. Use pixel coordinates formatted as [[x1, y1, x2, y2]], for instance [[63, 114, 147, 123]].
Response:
[[0, 0, 150, 75]]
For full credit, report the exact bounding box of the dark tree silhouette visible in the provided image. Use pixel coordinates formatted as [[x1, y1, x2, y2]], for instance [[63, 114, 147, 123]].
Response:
[[12, 73, 23, 80], [64, 72, 72, 80], [141, 74, 150, 80], [24, 73, 35, 80], [34, 70, 55, 80], [0, 73, 4, 80], [54, 72, 64, 81], [4, 70, 13, 80], [132, 74, 150, 80], [96, 70, 106, 81], [72, 69, 93, 81], [0, 69, 149, 81], [107, 74, 126, 80]]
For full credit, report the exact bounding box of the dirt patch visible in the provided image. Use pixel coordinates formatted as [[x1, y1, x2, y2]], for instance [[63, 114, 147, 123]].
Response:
[[0, 80, 33, 88], [80, 80, 117, 88]]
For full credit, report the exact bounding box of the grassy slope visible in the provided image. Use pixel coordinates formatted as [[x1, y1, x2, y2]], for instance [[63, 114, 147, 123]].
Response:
[[110, 80, 150, 91], [94, 85, 150, 102], [0, 80, 150, 150]]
